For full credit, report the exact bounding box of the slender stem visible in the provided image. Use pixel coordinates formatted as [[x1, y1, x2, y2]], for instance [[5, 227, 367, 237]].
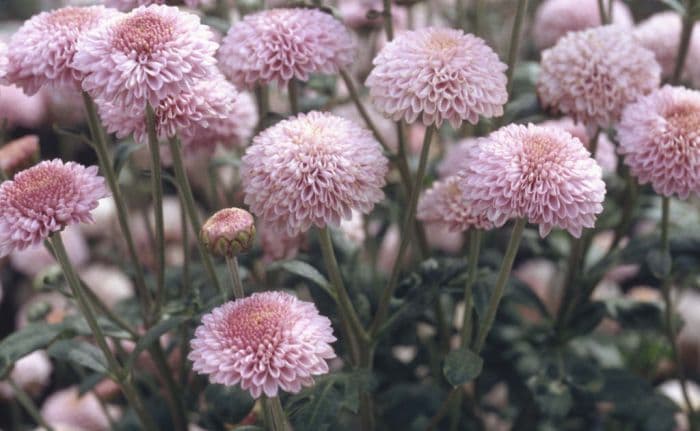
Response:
[[554, 234, 586, 330], [9, 378, 54, 431], [225, 255, 245, 299], [288, 79, 299, 115], [254, 85, 269, 131], [395, 122, 412, 196], [588, 128, 601, 159], [382, 0, 394, 41], [472, 0, 484, 36], [145, 104, 166, 317], [263, 397, 289, 431], [215, 0, 230, 21], [0, 168, 7, 182], [495, 0, 529, 128], [81, 92, 150, 318], [672, 0, 697, 85], [473, 219, 526, 352], [167, 137, 224, 299], [179, 192, 191, 298], [460, 230, 482, 347], [370, 125, 436, 336], [597, 0, 608, 24], [51, 233, 159, 431]]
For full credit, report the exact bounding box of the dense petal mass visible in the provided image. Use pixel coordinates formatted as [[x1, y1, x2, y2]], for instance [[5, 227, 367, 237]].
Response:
[[417, 176, 493, 232], [538, 117, 617, 174], [459, 124, 606, 238], [218, 8, 355, 88], [0, 41, 8, 81], [0, 159, 109, 256], [537, 25, 660, 128], [73, 5, 218, 111], [241, 111, 388, 236], [5, 6, 120, 94], [618, 85, 700, 200], [365, 27, 508, 128], [189, 291, 336, 398]]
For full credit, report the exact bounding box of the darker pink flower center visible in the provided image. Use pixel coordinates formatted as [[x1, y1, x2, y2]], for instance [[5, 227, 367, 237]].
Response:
[[520, 136, 564, 181], [226, 302, 286, 343], [667, 104, 700, 135], [113, 13, 174, 54], [8, 167, 74, 209]]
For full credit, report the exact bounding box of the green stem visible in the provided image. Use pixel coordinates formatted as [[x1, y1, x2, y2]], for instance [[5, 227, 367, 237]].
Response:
[[179, 191, 191, 298], [263, 396, 289, 431], [145, 104, 166, 317], [51, 233, 158, 431], [167, 137, 224, 300], [370, 125, 436, 336], [495, 0, 529, 128], [472, 0, 484, 36], [288, 79, 299, 115], [225, 255, 245, 299], [672, 0, 697, 85], [460, 230, 482, 347], [382, 0, 394, 41], [597, 0, 608, 24], [9, 378, 54, 431], [254, 85, 269, 132], [473, 219, 526, 352], [81, 92, 150, 319]]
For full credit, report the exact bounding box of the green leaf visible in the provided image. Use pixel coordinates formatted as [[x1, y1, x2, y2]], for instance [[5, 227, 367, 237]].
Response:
[[0, 322, 67, 378], [126, 315, 189, 370], [647, 249, 672, 280], [48, 339, 109, 374], [660, 0, 685, 15], [112, 141, 144, 177], [529, 376, 573, 418], [274, 260, 336, 300], [605, 299, 665, 331], [204, 384, 255, 425], [565, 301, 606, 338], [442, 348, 483, 386]]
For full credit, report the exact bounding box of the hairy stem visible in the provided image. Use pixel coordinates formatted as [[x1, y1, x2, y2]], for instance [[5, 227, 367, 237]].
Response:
[[225, 255, 245, 299]]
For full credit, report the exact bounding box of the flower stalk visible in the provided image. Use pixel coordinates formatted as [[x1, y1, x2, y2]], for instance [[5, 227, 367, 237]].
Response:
[[145, 104, 166, 315]]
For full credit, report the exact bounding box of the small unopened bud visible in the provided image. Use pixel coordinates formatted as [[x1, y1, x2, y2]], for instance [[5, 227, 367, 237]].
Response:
[[200, 208, 256, 257]]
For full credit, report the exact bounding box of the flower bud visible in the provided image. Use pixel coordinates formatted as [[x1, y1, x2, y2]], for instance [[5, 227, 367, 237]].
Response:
[[200, 208, 255, 257]]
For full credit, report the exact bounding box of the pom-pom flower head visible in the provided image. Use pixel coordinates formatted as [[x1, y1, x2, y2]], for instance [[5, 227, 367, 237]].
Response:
[[73, 4, 218, 110], [460, 124, 606, 238], [365, 27, 507, 128], [0, 159, 108, 256], [218, 8, 355, 89], [5, 6, 119, 94], [201, 208, 256, 257], [417, 176, 493, 232], [242, 111, 388, 236], [0, 41, 8, 81], [189, 291, 336, 398], [618, 85, 700, 200], [538, 25, 661, 128]]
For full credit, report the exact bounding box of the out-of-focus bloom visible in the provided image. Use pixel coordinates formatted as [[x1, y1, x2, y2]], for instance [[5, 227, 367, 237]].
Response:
[[659, 380, 700, 412], [47, 87, 85, 125], [5, 6, 119, 94], [182, 91, 257, 158], [340, 0, 406, 31], [184, 0, 215, 8], [538, 25, 661, 128], [218, 8, 354, 89], [0, 351, 52, 399], [0, 159, 108, 256], [618, 85, 700, 200], [259, 222, 304, 263], [533, 0, 633, 50], [0, 41, 7, 80], [41, 386, 120, 431], [201, 208, 256, 257], [81, 196, 117, 237], [437, 138, 477, 178], [539, 117, 617, 174], [189, 291, 336, 398], [0, 84, 48, 128], [460, 124, 606, 238], [0, 135, 39, 177], [10, 225, 89, 278], [514, 258, 560, 314], [80, 264, 134, 307], [417, 176, 493, 232], [424, 223, 463, 254], [339, 210, 365, 246], [98, 75, 235, 144], [104, 0, 164, 11], [74, 5, 218, 111], [377, 224, 400, 274], [366, 27, 507, 128], [242, 111, 388, 236]]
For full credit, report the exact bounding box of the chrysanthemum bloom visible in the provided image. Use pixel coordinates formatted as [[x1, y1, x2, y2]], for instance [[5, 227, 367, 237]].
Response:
[[73, 5, 218, 111], [533, 0, 633, 50], [98, 75, 235, 143], [104, 0, 164, 11], [417, 176, 493, 232], [460, 124, 606, 238], [0, 135, 39, 177], [218, 8, 355, 88], [0, 41, 8, 81], [437, 138, 478, 178], [201, 208, 256, 257], [5, 6, 119, 95], [258, 222, 304, 263], [242, 111, 388, 236], [42, 386, 120, 431], [0, 350, 52, 399], [0, 85, 47, 128], [10, 225, 89, 278], [189, 291, 336, 398], [80, 264, 134, 307], [0, 159, 108, 256], [538, 25, 661, 128], [366, 27, 507, 128], [539, 117, 617, 174], [618, 85, 700, 200]]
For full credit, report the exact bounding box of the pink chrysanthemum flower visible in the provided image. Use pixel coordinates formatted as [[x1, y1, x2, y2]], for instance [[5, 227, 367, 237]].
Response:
[[366, 27, 507, 128], [618, 85, 700, 200], [218, 8, 354, 88], [182, 91, 257, 157], [459, 124, 606, 238], [189, 291, 336, 398], [104, 0, 164, 11], [0, 159, 108, 256], [242, 111, 388, 236], [437, 138, 478, 178], [0, 135, 40, 177], [98, 75, 235, 144], [539, 117, 617, 174], [538, 25, 661, 128], [259, 222, 304, 263], [0, 41, 7, 81], [417, 176, 493, 232], [5, 6, 119, 95], [533, 0, 633, 50], [73, 5, 218, 111]]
